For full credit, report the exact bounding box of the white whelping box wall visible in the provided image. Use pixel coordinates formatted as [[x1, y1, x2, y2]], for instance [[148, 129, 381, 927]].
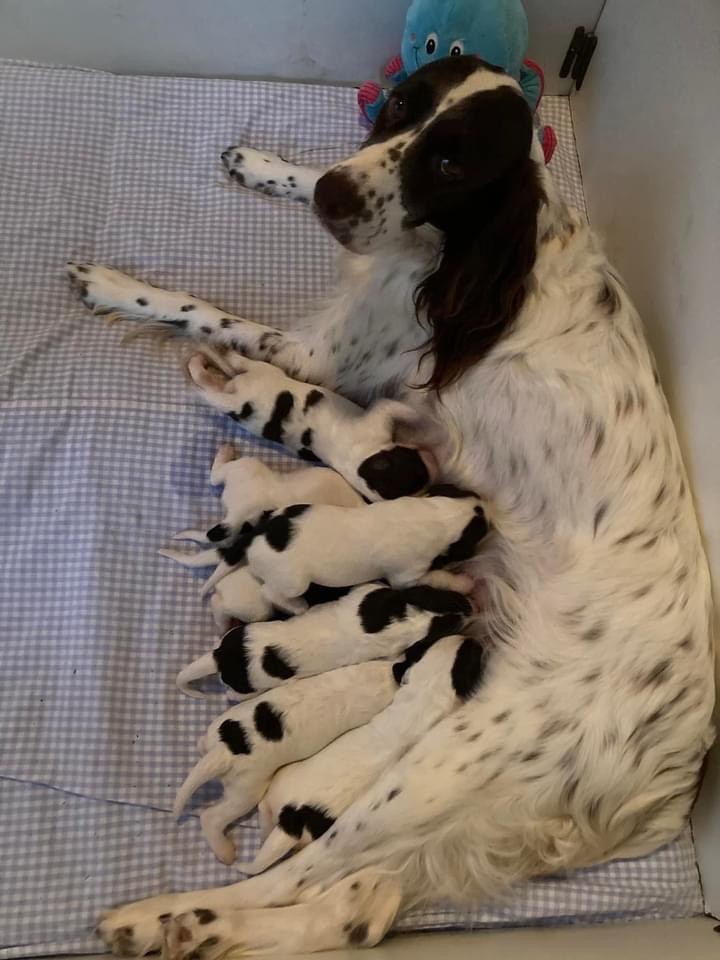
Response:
[[572, 0, 720, 919], [0, 0, 604, 93]]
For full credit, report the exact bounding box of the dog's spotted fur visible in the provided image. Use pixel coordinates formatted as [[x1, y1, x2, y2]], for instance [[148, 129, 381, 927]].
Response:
[[68, 56, 713, 958]]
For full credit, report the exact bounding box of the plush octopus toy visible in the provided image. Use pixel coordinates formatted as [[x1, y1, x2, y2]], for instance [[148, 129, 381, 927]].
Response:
[[358, 0, 557, 163]]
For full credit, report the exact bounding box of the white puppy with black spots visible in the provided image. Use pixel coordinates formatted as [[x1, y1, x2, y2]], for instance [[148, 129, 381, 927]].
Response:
[[241, 633, 483, 874], [242, 485, 488, 614], [161, 444, 365, 596], [176, 581, 473, 699], [174, 660, 398, 865]]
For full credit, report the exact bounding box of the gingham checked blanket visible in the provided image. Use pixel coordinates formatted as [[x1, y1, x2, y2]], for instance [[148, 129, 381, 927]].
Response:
[[0, 59, 703, 957]]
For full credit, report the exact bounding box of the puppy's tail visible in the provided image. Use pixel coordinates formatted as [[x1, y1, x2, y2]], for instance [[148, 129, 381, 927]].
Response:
[[159, 546, 220, 569], [237, 826, 299, 875], [173, 748, 232, 818], [176, 652, 218, 699], [171, 528, 210, 544]]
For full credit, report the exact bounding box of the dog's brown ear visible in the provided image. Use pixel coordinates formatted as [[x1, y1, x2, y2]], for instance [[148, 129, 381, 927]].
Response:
[[415, 155, 543, 391]]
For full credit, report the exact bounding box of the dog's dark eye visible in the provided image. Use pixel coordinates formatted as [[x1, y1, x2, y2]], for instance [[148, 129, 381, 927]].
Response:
[[425, 33, 438, 55], [449, 40, 465, 56], [438, 158, 464, 180], [388, 96, 407, 122]]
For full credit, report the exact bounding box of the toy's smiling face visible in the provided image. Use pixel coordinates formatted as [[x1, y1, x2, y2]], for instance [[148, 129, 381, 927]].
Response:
[[401, 0, 528, 79]]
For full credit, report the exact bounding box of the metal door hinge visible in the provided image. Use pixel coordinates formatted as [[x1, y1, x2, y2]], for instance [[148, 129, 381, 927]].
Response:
[[560, 26, 598, 91]]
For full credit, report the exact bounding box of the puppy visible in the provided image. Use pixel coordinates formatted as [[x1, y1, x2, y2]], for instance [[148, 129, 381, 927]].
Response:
[[159, 447, 365, 590], [176, 582, 473, 698], [241, 634, 483, 873], [243, 485, 489, 613], [173, 661, 398, 863], [187, 353, 436, 501]]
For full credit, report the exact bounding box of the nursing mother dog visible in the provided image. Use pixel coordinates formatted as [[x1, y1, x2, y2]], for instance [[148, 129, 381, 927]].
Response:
[[66, 55, 713, 957]]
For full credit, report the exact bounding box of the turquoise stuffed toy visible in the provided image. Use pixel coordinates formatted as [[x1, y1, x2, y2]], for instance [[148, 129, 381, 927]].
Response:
[[358, 0, 557, 163]]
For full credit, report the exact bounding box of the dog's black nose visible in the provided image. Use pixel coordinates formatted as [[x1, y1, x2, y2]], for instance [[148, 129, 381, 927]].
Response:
[[314, 169, 365, 221]]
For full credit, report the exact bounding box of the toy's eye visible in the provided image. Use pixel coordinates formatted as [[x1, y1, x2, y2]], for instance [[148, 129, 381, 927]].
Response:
[[388, 95, 407, 122], [425, 33, 438, 55], [449, 39, 465, 56], [438, 157, 464, 180]]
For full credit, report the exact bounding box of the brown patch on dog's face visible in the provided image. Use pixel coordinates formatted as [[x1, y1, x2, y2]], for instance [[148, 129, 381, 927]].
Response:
[[312, 57, 528, 254]]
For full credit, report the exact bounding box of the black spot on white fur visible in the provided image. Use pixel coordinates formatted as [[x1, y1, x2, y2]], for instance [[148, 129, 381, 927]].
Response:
[[451, 638, 486, 701], [430, 506, 488, 570], [278, 803, 336, 841], [302, 804, 335, 838], [194, 909, 216, 924], [392, 613, 465, 683], [214, 624, 254, 694], [303, 583, 353, 606], [358, 446, 430, 499], [229, 401, 254, 422], [278, 803, 304, 838], [263, 392, 294, 444], [262, 503, 310, 551], [303, 389, 325, 413], [261, 645, 296, 680], [207, 523, 230, 543], [359, 585, 471, 634], [218, 522, 256, 566], [219, 719, 251, 755], [254, 701, 285, 741]]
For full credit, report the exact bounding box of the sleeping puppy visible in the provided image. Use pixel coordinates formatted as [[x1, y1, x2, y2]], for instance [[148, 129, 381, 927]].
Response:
[[187, 353, 436, 501], [159, 447, 365, 591], [240, 633, 483, 874], [176, 581, 473, 698], [173, 661, 398, 864], [242, 485, 489, 614]]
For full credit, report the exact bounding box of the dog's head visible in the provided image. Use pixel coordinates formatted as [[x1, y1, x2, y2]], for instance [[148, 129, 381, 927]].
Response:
[[314, 56, 545, 388]]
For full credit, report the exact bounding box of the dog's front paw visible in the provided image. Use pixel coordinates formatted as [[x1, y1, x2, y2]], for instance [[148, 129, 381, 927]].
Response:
[[97, 895, 182, 956], [221, 146, 308, 203], [67, 262, 159, 320], [161, 910, 233, 960]]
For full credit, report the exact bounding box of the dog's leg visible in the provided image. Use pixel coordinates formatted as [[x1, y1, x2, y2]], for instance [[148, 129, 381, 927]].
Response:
[[156, 868, 401, 958], [66, 263, 327, 383], [186, 353, 434, 500], [222, 146, 323, 206]]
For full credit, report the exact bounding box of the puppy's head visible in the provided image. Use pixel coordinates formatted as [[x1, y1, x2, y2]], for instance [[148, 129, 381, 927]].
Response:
[[357, 445, 436, 500]]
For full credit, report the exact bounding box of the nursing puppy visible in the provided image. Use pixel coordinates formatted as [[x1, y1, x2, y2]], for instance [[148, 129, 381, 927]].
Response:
[[176, 581, 472, 699], [173, 661, 398, 864], [160, 447, 365, 591], [241, 633, 484, 874], [242, 485, 489, 613]]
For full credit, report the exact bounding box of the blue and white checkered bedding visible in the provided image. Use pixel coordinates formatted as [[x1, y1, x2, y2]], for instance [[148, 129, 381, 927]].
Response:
[[0, 59, 703, 957]]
